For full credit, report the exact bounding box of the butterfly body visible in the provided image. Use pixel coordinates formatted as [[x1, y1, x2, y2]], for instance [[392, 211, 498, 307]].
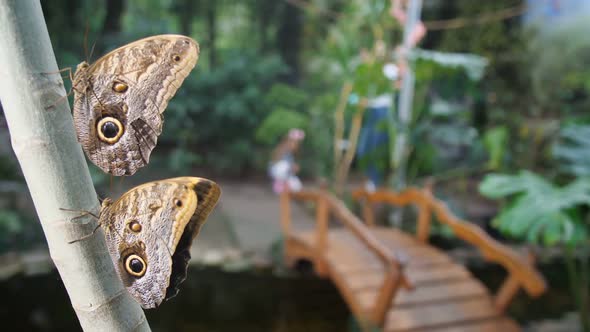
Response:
[[99, 177, 220, 308], [72, 35, 199, 176]]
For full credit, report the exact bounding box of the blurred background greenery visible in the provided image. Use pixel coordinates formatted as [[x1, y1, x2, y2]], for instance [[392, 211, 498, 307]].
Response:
[[0, 0, 589, 331]]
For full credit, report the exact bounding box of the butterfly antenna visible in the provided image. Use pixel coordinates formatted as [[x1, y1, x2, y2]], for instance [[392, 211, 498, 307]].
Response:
[[88, 40, 97, 63], [83, 21, 90, 62]]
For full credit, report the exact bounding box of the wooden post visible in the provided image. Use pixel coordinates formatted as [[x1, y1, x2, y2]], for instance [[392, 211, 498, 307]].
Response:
[[361, 198, 376, 227], [315, 187, 329, 276], [280, 188, 291, 238], [416, 182, 433, 242], [416, 202, 431, 242], [494, 273, 521, 312], [372, 266, 401, 326], [495, 251, 533, 312]]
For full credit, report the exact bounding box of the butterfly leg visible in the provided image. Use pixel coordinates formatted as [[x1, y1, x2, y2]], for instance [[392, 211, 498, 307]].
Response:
[[39, 67, 75, 111], [59, 207, 99, 220], [59, 207, 102, 244], [44, 89, 75, 111], [40, 66, 72, 77], [68, 223, 101, 244]]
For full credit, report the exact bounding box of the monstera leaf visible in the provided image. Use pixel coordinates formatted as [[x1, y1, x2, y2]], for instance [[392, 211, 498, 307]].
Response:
[[479, 171, 590, 246], [553, 124, 590, 177]]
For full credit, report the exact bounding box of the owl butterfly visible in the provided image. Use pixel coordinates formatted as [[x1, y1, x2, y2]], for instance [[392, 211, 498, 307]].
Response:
[[72, 35, 199, 176], [98, 177, 220, 308]]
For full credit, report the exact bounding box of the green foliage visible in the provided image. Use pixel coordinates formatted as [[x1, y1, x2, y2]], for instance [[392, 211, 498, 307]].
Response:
[[529, 16, 590, 116], [162, 51, 287, 174], [167, 148, 203, 173], [397, 58, 487, 181], [479, 171, 590, 246], [0, 155, 22, 181], [263, 83, 308, 111], [255, 109, 308, 145], [0, 210, 25, 234], [553, 124, 590, 177], [0, 209, 43, 253], [351, 61, 391, 99], [483, 126, 508, 170], [255, 84, 309, 145]]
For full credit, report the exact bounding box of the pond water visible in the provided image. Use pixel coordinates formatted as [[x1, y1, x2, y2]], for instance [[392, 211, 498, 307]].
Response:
[[0, 266, 350, 332], [0, 259, 575, 331]]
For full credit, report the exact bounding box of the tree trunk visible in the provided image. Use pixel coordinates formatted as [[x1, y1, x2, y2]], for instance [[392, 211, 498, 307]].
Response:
[[0, 1, 150, 331], [206, 2, 217, 68], [176, 0, 195, 36], [101, 0, 125, 36], [99, 0, 126, 54], [255, 0, 279, 53], [277, 2, 303, 84]]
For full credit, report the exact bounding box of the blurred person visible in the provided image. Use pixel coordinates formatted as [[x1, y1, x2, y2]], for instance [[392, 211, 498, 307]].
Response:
[[390, 0, 426, 48], [268, 128, 305, 194], [390, 0, 427, 88]]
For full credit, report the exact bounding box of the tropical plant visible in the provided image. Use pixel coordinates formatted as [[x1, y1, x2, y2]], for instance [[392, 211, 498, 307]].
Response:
[[479, 171, 590, 330], [553, 124, 590, 177]]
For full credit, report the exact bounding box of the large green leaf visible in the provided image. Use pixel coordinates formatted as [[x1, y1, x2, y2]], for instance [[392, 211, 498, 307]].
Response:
[[478, 171, 553, 199], [553, 124, 590, 177], [480, 171, 590, 246]]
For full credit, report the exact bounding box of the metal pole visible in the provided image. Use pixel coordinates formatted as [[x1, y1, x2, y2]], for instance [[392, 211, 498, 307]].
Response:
[[393, 0, 422, 190]]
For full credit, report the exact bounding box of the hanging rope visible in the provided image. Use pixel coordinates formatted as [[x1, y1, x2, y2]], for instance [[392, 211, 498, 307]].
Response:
[[284, 0, 526, 30], [424, 5, 526, 30]]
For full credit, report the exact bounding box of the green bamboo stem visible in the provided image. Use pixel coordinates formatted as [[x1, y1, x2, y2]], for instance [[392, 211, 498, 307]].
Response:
[[565, 246, 589, 332], [580, 247, 590, 331], [0, 1, 150, 330]]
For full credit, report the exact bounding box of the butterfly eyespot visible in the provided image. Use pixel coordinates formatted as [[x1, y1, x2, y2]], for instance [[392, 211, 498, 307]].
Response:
[[112, 82, 128, 93], [124, 254, 146, 278], [172, 54, 181, 62], [96, 117, 124, 144], [128, 220, 142, 233], [174, 199, 182, 207], [102, 122, 118, 138]]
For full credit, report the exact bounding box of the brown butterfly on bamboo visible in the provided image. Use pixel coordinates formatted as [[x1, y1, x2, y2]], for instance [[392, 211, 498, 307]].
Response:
[[68, 177, 221, 309], [68, 34, 199, 176]]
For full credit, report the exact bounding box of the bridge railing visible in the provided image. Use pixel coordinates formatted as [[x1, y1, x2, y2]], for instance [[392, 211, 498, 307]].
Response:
[[352, 185, 547, 312], [280, 187, 411, 327]]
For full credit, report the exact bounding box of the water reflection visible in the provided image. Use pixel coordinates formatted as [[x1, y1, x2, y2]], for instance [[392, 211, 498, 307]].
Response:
[[1, 266, 350, 332]]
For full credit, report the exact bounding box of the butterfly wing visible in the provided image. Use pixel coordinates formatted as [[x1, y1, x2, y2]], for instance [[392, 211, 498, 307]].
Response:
[[100, 177, 220, 308], [73, 35, 199, 176]]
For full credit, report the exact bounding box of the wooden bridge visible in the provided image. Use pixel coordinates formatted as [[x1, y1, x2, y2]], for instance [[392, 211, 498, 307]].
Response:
[[279, 185, 547, 331]]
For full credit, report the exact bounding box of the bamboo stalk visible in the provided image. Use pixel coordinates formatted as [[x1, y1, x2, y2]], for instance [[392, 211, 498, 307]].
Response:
[[333, 81, 353, 184], [335, 98, 368, 196], [314, 190, 329, 276], [0, 1, 149, 331]]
